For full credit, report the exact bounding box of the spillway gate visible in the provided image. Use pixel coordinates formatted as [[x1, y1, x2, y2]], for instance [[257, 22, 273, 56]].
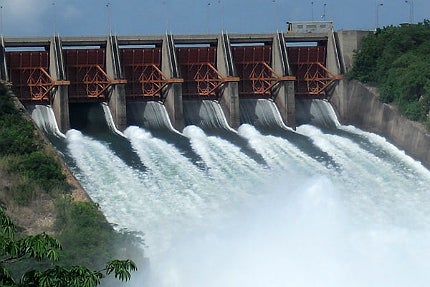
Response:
[[1, 27, 343, 132], [288, 45, 342, 97], [64, 48, 126, 102], [6, 50, 69, 103], [176, 46, 238, 99], [232, 45, 295, 98], [120, 47, 182, 101]]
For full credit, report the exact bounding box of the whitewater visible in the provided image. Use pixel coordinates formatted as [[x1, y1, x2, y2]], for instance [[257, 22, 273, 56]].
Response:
[[30, 100, 430, 287]]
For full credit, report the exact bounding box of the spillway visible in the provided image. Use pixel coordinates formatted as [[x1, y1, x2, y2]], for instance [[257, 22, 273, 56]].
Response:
[[31, 100, 430, 287]]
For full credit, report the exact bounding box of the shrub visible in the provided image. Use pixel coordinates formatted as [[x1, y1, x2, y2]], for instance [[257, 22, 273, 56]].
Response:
[[0, 118, 38, 156], [0, 87, 15, 115], [9, 151, 69, 193], [400, 101, 426, 121], [10, 182, 38, 206], [58, 201, 119, 269]]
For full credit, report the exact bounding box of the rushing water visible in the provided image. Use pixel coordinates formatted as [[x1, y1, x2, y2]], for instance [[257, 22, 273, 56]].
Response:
[[30, 99, 430, 287]]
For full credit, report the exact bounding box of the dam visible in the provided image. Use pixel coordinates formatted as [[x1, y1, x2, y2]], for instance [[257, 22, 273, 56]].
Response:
[[0, 21, 356, 133], [6, 23, 430, 287]]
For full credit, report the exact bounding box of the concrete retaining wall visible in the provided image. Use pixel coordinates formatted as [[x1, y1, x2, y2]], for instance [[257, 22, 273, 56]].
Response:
[[330, 79, 430, 169], [334, 30, 370, 73]]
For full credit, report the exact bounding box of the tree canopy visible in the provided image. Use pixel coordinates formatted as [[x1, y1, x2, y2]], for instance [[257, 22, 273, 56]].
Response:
[[0, 206, 137, 287], [349, 20, 430, 123]]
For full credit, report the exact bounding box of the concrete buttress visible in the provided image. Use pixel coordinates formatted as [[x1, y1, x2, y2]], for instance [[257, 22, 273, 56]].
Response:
[[49, 36, 70, 133], [272, 32, 296, 129], [217, 32, 240, 129], [106, 35, 127, 131], [162, 34, 184, 131], [0, 37, 8, 82]]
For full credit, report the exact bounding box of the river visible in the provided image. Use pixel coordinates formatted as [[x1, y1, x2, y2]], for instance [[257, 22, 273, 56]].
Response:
[[30, 99, 430, 287]]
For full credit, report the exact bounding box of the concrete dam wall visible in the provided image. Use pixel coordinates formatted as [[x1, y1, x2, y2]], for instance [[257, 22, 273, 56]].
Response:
[[3, 26, 430, 169], [331, 79, 430, 169], [0, 23, 343, 134]]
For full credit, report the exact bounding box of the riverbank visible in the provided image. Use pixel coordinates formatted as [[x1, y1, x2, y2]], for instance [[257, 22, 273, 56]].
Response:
[[0, 83, 143, 274]]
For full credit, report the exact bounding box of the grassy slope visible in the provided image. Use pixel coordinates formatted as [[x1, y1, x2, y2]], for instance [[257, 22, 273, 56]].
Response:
[[0, 83, 143, 275]]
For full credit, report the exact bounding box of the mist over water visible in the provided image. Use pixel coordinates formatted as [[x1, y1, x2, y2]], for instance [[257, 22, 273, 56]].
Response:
[[31, 100, 430, 287]]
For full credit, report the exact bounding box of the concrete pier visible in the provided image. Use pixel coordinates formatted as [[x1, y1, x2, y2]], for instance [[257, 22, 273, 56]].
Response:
[[162, 33, 184, 131], [106, 35, 127, 131], [217, 32, 240, 129], [272, 32, 296, 129], [49, 35, 70, 133]]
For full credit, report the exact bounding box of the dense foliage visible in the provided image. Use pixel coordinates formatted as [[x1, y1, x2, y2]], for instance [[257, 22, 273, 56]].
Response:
[[0, 207, 137, 286], [0, 84, 143, 284], [55, 200, 142, 270], [0, 84, 69, 204], [0, 86, 40, 156], [349, 20, 430, 123]]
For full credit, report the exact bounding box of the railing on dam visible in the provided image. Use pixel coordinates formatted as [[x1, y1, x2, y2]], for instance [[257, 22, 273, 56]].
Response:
[[0, 30, 344, 132]]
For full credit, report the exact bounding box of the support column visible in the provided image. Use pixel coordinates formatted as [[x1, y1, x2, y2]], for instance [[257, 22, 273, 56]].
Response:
[[272, 33, 296, 129], [49, 35, 70, 133], [217, 32, 240, 129], [162, 34, 184, 131], [326, 29, 343, 75], [333, 30, 371, 73], [0, 36, 8, 82], [106, 35, 127, 131]]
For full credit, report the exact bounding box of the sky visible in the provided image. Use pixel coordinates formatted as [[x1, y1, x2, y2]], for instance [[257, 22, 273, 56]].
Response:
[[1, 0, 428, 37]]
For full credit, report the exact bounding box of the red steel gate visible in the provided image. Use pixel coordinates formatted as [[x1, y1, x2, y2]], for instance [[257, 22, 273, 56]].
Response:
[[288, 46, 342, 97], [64, 49, 125, 102], [232, 45, 288, 98], [120, 47, 180, 101], [176, 47, 235, 99], [6, 51, 68, 103]]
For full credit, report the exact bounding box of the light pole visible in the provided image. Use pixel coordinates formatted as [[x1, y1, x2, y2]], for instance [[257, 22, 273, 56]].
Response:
[[52, 2, 56, 35], [162, 0, 169, 32], [272, 0, 279, 30], [321, 3, 326, 21], [106, 2, 112, 34], [405, 0, 414, 24], [311, 1, 314, 21], [218, 0, 225, 31], [207, 2, 211, 34], [1, 4, 3, 36], [375, 2, 383, 30]]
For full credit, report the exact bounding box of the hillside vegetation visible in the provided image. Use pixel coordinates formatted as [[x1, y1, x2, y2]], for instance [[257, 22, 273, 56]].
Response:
[[0, 83, 142, 281], [349, 20, 430, 125]]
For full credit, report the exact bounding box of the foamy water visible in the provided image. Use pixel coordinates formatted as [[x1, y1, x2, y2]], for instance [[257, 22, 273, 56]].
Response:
[[31, 102, 430, 287]]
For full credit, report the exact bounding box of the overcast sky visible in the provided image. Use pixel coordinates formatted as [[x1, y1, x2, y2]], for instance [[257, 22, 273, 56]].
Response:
[[2, 0, 428, 37]]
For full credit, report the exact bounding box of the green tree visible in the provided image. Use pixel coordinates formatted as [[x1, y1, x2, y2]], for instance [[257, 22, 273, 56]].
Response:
[[349, 21, 430, 124], [0, 207, 137, 287]]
